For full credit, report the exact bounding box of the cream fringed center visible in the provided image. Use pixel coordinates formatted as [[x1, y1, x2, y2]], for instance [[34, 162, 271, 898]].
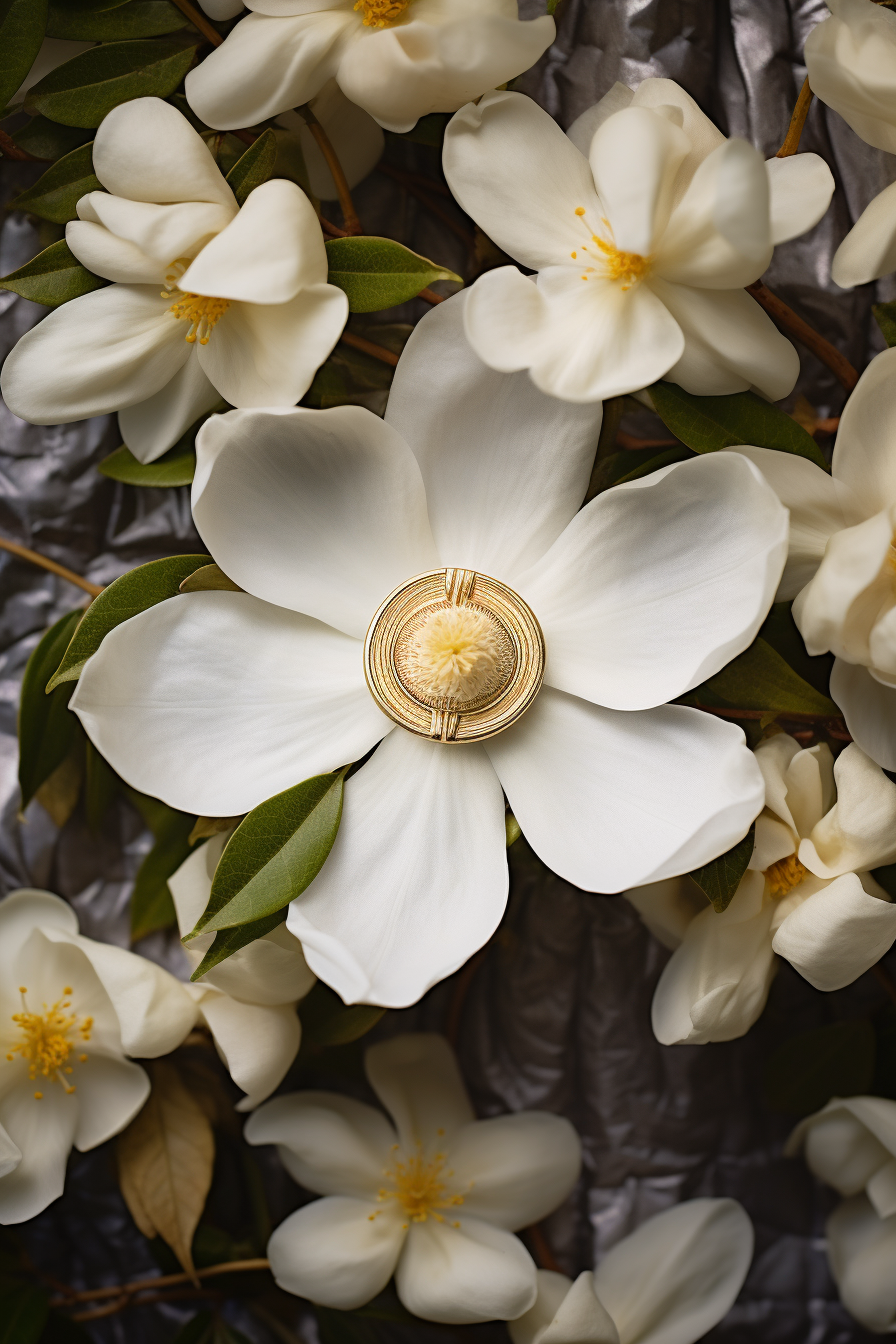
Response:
[[405, 606, 505, 702]]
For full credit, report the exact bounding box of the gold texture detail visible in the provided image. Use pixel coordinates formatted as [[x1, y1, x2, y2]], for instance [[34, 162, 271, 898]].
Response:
[[764, 852, 808, 898]]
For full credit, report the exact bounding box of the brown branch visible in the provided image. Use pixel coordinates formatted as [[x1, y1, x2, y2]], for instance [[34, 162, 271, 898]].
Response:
[[377, 163, 475, 249], [72, 1286, 223, 1323], [54, 1257, 270, 1309], [527, 1223, 563, 1274], [776, 79, 814, 158], [297, 104, 361, 235], [872, 961, 896, 1010], [746, 281, 859, 392], [0, 128, 43, 162], [321, 215, 349, 238], [418, 287, 446, 305], [340, 331, 399, 367], [167, 0, 224, 45], [691, 703, 848, 727], [0, 537, 103, 597]]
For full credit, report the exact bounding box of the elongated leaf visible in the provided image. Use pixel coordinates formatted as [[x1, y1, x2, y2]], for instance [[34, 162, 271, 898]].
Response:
[[8, 115, 91, 160], [18, 610, 83, 810], [225, 127, 277, 206], [12, 142, 99, 223], [84, 736, 118, 830], [0, 0, 48, 112], [47, 0, 188, 39], [129, 792, 194, 941], [325, 237, 461, 312], [300, 983, 384, 1049], [689, 825, 754, 913], [758, 601, 834, 699], [649, 381, 829, 471], [190, 908, 286, 980], [0, 240, 105, 307], [47, 553, 210, 690], [687, 637, 840, 715], [190, 769, 347, 937], [764, 1019, 876, 1117], [0, 1283, 49, 1344], [24, 34, 200, 127], [874, 300, 896, 349], [99, 441, 196, 487]]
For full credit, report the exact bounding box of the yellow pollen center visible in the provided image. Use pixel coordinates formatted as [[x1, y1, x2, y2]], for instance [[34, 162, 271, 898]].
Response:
[[370, 1143, 466, 1229], [572, 207, 651, 289], [405, 606, 504, 702], [354, 0, 409, 26], [162, 259, 230, 345], [7, 987, 92, 1097], [764, 853, 809, 899]]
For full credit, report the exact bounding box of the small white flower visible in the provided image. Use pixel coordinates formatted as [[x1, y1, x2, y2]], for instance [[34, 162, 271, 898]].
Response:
[[632, 734, 896, 1044], [185, 0, 556, 135], [0, 888, 195, 1225], [169, 833, 316, 1110], [244, 1033, 581, 1323], [0, 97, 348, 464], [441, 79, 834, 404]]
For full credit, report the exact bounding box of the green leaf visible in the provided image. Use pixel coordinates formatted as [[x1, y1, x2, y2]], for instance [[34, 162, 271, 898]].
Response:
[[224, 127, 277, 207], [47, 553, 211, 690], [47, 0, 188, 38], [0, 0, 48, 112], [190, 769, 347, 938], [612, 446, 693, 485], [0, 240, 105, 307], [190, 909, 286, 979], [648, 381, 829, 471], [84, 737, 118, 830], [24, 34, 201, 127], [0, 1283, 50, 1344], [98, 441, 196, 487], [325, 237, 461, 313], [758, 601, 834, 699], [689, 825, 754, 913], [874, 300, 896, 349], [179, 564, 241, 593], [300, 983, 385, 1049], [130, 798, 194, 941], [764, 1019, 876, 1117], [18, 610, 83, 810], [687, 637, 840, 716], [12, 143, 99, 223], [6, 115, 91, 160]]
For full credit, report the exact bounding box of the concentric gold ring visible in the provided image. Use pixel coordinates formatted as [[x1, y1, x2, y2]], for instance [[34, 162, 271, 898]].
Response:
[[364, 568, 545, 742]]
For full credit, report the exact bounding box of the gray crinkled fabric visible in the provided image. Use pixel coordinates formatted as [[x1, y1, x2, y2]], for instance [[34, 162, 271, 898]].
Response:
[[1, 2, 894, 1340]]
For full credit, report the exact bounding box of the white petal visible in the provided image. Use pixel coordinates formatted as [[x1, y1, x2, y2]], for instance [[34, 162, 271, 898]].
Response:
[[385, 291, 602, 584], [447, 1113, 580, 1231], [593, 1198, 753, 1344], [71, 591, 388, 816], [624, 877, 709, 952], [772, 873, 896, 990], [629, 78, 727, 195], [365, 1034, 474, 1149], [72, 1054, 150, 1151], [118, 355, 221, 464], [0, 889, 77, 989], [287, 731, 508, 1007], [831, 658, 896, 771], [192, 407, 436, 638], [801, 742, 896, 875], [513, 1271, 620, 1344], [0, 1124, 21, 1181], [587, 106, 690, 256], [75, 194, 236, 269], [92, 96, 236, 207], [788, 1096, 896, 1194], [267, 1195, 405, 1308], [826, 1194, 896, 1334], [199, 993, 300, 1109], [461, 266, 554, 375], [831, 344, 896, 515], [518, 453, 787, 709], [65, 219, 161, 285], [804, 0, 896, 154], [0, 1083, 77, 1225], [833, 180, 896, 287], [765, 154, 835, 245], [792, 509, 893, 662], [397, 1216, 537, 1324], [487, 688, 765, 894], [566, 82, 635, 153], [245, 1089, 395, 1196]]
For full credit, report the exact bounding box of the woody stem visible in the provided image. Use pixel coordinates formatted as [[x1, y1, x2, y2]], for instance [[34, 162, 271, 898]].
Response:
[[297, 104, 362, 236]]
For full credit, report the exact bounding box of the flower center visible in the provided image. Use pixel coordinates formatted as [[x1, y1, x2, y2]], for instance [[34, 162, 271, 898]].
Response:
[[370, 1142, 466, 1230], [571, 206, 651, 289], [7, 987, 92, 1100], [354, 0, 410, 26], [365, 568, 545, 742], [764, 853, 808, 898], [162, 259, 230, 346]]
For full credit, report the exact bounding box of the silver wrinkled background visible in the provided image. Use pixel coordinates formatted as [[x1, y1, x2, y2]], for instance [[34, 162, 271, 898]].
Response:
[[2, 1, 896, 1339]]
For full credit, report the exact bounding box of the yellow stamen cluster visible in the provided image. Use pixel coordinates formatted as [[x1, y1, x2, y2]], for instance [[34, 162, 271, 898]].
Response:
[[354, 0, 409, 27], [162, 259, 230, 345], [573, 207, 652, 289], [7, 987, 92, 1098], [370, 1142, 466, 1230], [406, 606, 503, 702], [764, 853, 808, 898]]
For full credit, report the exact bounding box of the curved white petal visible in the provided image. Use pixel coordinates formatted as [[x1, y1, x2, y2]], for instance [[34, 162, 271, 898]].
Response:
[[0, 1083, 78, 1225], [831, 658, 896, 771], [834, 180, 896, 287], [629, 78, 727, 192], [624, 877, 709, 952], [461, 266, 554, 375], [397, 1216, 537, 1324], [198, 993, 300, 1109], [75, 194, 236, 269], [385, 292, 602, 584], [13, 929, 126, 1065], [792, 509, 893, 662], [831, 344, 896, 517], [587, 106, 689, 256], [245, 1090, 395, 1196], [287, 730, 508, 1008], [66, 219, 161, 285], [487, 688, 765, 894], [800, 743, 896, 876], [804, 0, 896, 155], [92, 97, 236, 207], [566, 83, 635, 155], [518, 453, 787, 710], [593, 1198, 753, 1344], [826, 1194, 896, 1334], [365, 1034, 474, 1150], [267, 1195, 405, 1308], [0, 1124, 21, 1181], [0, 889, 77, 989], [788, 1096, 896, 1198], [71, 1054, 150, 1151], [192, 407, 437, 638], [448, 1113, 581, 1231], [511, 1271, 620, 1344], [71, 591, 388, 816], [118, 355, 221, 465], [765, 154, 835, 245], [772, 873, 896, 990]]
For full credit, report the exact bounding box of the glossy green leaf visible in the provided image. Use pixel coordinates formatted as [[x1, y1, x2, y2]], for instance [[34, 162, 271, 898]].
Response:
[[758, 601, 834, 699], [84, 737, 118, 830], [7, 115, 91, 160], [764, 1019, 876, 1117], [874, 300, 896, 349], [0, 240, 105, 307], [689, 825, 754, 913], [0, 1283, 50, 1344], [649, 381, 829, 471], [325, 237, 461, 312], [225, 127, 277, 206], [0, 0, 48, 112], [190, 769, 347, 938], [178, 564, 241, 593], [686, 637, 840, 715], [24, 34, 201, 127], [129, 793, 195, 941], [300, 982, 384, 1049], [99, 441, 196, 487], [47, 0, 188, 38], [18, 610, 82, 811], [47, 553, 210, 690], [12, 142, 99, 223], [190, 908, 286, 979]]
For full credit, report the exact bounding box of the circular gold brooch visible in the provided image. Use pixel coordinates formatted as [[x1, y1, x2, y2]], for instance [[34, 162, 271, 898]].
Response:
[[364, 568, 545, 743]]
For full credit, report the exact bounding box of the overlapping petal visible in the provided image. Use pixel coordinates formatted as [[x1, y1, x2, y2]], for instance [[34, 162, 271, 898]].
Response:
[[365, 1035, 474, 1150], [765, 154, 836, 245], [75, 195, 236, 270], [771, 875, 896, 990], [267, 1195, 405, 1308], [447, 1113, 581, 1231], [0, 1084, 78, 1225], [118, 356, 221, 464], [245, 1091, 395, 1196], [830, 659, 896, 771], [92, 96, 237, 207], [196, 993, 301, 1110], [800, 743, 896, 876], [831, 345, 896, 515], [826, 1195, 896, 1333], [397, 1215, 537, 1325], [587, 106, 690, 257], [804, 0, 896, 155]]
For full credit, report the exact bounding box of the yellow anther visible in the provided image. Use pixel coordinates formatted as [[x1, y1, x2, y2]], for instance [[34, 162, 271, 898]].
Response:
[[162, 258, 230, 346], [764, 853, 809, 898], [9, 987, 90, 1094], [372, 1143, 467, 1225], [354, 0, 409, 26], [34, 1092, 42, 1100], [575, 207, 586, 216], [573, 208, 651, 290]]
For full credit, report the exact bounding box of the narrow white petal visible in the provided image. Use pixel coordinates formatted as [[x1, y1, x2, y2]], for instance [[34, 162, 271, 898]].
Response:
[[772, 874, 896, 990], [199, 994, 300, 1109], [588, 106, 690, 255], [765, 154, 835, 245], [75, 194, 236, 269], [66, 219, 161, 285], [366, 1034, 474, 1147], [245, 1090, 396, 1196], [71, 1055, 150, 1151], [831, 658, 896, 771], [805, 0, 896, 154], [834, 180, 896, 287], [792, 509, 892, 662], [801, 743, 896, 875], [831, 345, 896, 516], [0, 890, 77, 990], [118, 354, 221, 464]]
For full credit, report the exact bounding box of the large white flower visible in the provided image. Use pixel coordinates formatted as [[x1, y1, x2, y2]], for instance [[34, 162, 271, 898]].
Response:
[[787, 1097, 896, 1333], [244, 1033, 581, 1323], [69, 294, 787, 1008], [0, 888, 196, 1225], [441, 79, 834, 404], [508, 1198, 753, 1344], [169, 833, 316, 1110], [632, 734, 896, 1045], [730, 346, 896, 769], [185, 0, 556, 135], [0, 97, 348, 464]]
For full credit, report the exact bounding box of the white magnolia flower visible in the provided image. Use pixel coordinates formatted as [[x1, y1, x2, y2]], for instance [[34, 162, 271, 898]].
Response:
[[244, 1033, 581, 1322], [634, 734, 896, 1045], [509, 1198, 753, 1344], [0, 97, 348, 464], [787, 1097, 896, 1333], [441, 79, 834, 403], [731, 347, 896, 769], [169, 833, 316, 1110], [69, 295, 787, 1007], [0, 888, 196, 1224], [805, 0, 896, 286], [185, 0, 556, 135]]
